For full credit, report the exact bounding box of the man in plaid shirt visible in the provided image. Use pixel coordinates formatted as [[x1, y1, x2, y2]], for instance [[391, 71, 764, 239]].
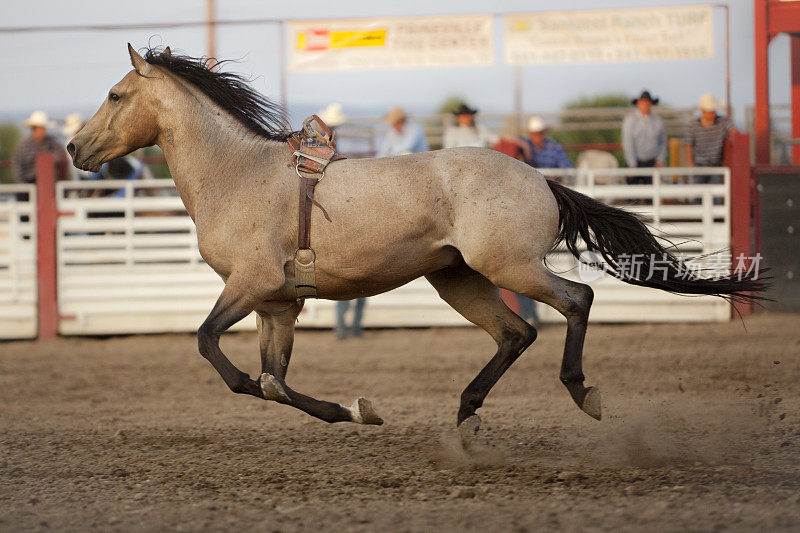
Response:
[[521, 116, 572, 169], [12, 110, 64, 184]]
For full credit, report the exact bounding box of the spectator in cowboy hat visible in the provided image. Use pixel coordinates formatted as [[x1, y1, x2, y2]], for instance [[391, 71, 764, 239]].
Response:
[[61, 113, 91, 182], [11, 110, 64, 184], [442, 103, 499, 149], [61, 112, 84, 142], [317, 102, 346, 129], [445, 102, 531, 161], [377, 107, 429, 157], [621, 90, 667, 184], [684, 93, 737, 183], [520, 116, 572, 169]]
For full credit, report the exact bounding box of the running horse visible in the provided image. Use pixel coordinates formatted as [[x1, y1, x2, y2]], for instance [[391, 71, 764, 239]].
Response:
[[68, 45, 765, 434]]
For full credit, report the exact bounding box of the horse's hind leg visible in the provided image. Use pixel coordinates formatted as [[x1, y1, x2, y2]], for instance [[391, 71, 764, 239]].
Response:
[[497, 266, 600, 420], [257, 301, 304, 381], [537, 272, 599, 419], [256, 302, 383, 425], [425, 264, 537, 431]]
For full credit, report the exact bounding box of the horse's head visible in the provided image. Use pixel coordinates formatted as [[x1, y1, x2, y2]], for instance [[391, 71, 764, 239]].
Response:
[[68, 44, 166, 172]]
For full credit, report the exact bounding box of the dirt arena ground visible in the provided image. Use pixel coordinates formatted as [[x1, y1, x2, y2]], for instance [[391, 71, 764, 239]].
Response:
[[1, 313, 799, 532]]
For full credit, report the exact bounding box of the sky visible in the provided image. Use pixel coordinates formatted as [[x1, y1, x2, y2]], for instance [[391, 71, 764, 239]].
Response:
[[0, 0, 792, 129]]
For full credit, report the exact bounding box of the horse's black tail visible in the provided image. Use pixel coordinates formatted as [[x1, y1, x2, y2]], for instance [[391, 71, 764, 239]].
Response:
[[546, 179, 769, 304]]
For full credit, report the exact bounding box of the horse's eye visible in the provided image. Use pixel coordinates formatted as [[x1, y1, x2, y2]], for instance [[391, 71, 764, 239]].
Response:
[[109, 92, 120, 102]]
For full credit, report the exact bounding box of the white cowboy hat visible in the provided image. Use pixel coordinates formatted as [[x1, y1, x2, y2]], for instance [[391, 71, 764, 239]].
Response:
[[698, 93, 723, 112], [62, 112, 84, 137], [317, 103, 346, 127], [23, 110, 55, 129], [527, 116, 547, 133]]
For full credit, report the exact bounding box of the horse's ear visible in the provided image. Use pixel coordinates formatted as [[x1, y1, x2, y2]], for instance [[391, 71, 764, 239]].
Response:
[[127, 43, 152, 76], [163, 46, 171, 57]]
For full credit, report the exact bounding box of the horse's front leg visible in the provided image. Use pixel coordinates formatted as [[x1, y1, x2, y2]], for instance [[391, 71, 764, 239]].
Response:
[[256, 302, 383, 425], [197, 278, 264, 398]]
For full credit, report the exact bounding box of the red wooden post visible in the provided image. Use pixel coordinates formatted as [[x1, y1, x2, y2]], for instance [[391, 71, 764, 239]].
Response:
[[754, 0, 771, 165], [500, 289, 521, 315], [36, 153, 59, 338], [728, 134, 754, 317]]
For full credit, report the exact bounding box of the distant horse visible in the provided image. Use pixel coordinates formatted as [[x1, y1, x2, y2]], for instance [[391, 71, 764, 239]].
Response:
[[68, 45, 765, 435], [576, 149, 621, 186]]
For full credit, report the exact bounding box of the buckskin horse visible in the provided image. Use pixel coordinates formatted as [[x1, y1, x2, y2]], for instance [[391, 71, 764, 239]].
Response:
[[67, 45, 765, 436]]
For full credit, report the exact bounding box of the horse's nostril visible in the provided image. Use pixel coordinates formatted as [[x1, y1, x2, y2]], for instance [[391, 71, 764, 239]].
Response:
[[66, 142, 76, 158]]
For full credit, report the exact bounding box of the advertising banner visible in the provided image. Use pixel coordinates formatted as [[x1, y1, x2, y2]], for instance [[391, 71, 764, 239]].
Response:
[[504, 5, 714, 65], [288, 15, 494, 72]]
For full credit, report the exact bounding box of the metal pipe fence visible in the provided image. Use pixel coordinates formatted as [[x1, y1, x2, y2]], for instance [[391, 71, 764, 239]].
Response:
[[0, 165, 734, 338]]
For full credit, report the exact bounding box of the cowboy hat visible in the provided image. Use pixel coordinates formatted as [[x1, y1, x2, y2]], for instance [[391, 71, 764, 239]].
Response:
[[62, 112, 84, 138], [317, 103, 346, 127], [526, 116, 547, 133], [383, 107, 407, 125], [698, 93, 723, 112], [631, 90, 659, 105], [23, 110, 55, 129], [452, 103, 478, 115]]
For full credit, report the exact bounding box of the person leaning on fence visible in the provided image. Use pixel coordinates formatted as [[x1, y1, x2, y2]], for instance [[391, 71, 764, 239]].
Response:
[[445, 103, 532, 164], [11, 110, 65, 184], [85, 156, 154, 198], [684, 94, 737, 184], [442, 103, 499, 149], [62, 113, 92, 185], [377, 107, 429, 157], [521, 116, 572, 170], [621, 90, 667, 184], [317, 102, 346, 133]]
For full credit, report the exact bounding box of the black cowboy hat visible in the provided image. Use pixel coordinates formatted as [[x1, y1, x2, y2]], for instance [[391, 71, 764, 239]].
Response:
[[452, 103, 478, 115], [632, 90, 659, 105]]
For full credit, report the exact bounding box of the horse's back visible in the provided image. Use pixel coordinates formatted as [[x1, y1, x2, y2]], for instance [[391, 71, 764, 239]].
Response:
[[353, 146, 560, 265]]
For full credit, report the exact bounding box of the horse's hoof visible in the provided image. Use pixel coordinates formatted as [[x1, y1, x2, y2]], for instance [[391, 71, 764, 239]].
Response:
[[458, 414, 481, 448], [348, 397, 384, 425], [581, 386, 602, 420], [259, 373, 290, 402]]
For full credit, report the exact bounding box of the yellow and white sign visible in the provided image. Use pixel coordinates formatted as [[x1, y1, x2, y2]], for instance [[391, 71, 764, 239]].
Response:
[[289, 15, 494, 72], [505, 5, 714, 65]]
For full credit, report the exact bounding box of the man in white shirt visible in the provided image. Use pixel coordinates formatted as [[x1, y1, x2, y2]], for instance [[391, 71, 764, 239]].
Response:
[[442, 103, 499, 149]]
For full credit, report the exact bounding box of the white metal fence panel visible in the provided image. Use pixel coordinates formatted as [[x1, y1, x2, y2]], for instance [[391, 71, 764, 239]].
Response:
[[54, 180, 467, 334], [55, 169, 731, 335], [539, 167, 731, 322], [0, 185, 37, 339]]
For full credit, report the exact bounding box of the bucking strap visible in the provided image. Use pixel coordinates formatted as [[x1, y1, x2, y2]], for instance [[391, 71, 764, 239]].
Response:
[[287, 115, 346, 299], [288, 115, 346, 174], [297, 176, 327, 250]]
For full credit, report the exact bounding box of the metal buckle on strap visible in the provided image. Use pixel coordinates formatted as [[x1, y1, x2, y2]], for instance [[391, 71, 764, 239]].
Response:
[[293, 150, 331, 166], [302, 119, 318, 139], [295, 163, 325, 182]]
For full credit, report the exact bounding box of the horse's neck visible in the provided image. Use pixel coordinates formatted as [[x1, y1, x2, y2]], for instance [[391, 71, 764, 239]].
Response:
[[155, 95, 284, 220]]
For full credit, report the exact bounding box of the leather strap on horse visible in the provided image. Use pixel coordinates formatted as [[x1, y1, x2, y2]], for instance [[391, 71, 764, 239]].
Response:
[[288, 115, 346, 299]]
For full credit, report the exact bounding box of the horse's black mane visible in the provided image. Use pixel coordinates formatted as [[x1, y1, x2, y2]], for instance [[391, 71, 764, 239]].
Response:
[[143, 47, 291, 141]]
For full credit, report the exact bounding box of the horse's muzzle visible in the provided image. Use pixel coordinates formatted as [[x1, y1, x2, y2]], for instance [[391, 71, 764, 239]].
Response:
[[67, 140, 102, 172]]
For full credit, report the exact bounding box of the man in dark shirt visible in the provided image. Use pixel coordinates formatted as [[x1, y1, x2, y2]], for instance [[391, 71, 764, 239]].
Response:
[[12, 110, 63, 184], [684, 94, 736, 184]]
